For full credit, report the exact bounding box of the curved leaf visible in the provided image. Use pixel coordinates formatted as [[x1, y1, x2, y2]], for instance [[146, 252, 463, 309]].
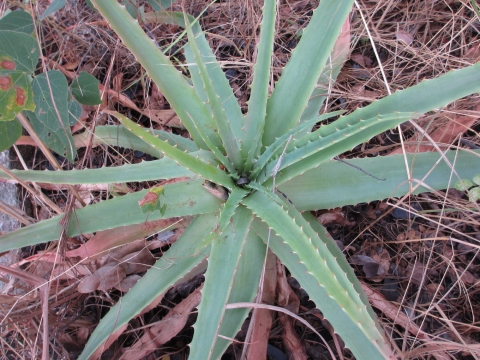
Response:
[[263, 0, 354, 146], [189, 207, 253, 360], [78, 214, 217, 360], [279, 150, 480, 211], [245, 192, 393, 359], [0, 180, 223, 253]]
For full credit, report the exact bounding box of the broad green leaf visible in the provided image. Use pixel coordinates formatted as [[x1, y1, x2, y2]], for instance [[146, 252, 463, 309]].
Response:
[[0, 70, 35, 120], [244, 192, 393, 359], [91, 0, 215, 151], [279, 150, 480, 211], [189, 207, 253, 360], [0, 11, 34, 34], [71, 71, 102, 105], [0, 119, 21, 151], [0, 180, 223, 253], [78, 214, 217, 360], [455, 179, 473, 191], [68, 99, 82, 126], [473, 174, 480, 185], [39, 0, 67, 20], [263, 0, 354, 146], [29, 70, 76, 162], [0, 30, 40, 73], [185, 15, 242, 170], [242, 0, 277, 169], [468, 187, 480, 202], [251, 218, 388, 359], [0, 155, 197, 184], [110, 110, 234, 189], [211, 231, 266, 359]]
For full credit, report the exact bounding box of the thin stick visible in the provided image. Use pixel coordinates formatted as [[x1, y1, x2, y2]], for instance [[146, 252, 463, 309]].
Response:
[[0, 199, 34, 226]]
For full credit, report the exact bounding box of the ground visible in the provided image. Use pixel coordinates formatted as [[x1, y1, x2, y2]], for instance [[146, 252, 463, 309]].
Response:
[[1, 0, 480, 359]]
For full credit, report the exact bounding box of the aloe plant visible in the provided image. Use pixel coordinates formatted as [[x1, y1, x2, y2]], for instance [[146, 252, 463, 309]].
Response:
[[1, 0, 480, 359]]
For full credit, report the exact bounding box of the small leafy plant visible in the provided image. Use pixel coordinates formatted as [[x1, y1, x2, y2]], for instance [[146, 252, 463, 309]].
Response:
[[1, 1, 480, 359], [454, 174, 480, 202]]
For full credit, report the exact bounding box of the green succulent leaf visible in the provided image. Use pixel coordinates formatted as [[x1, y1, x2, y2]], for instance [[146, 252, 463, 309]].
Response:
[[76, 124, 199, 154], [90, 0, 215, 151], [211, 232, 266, 359], [251, 217, 388, 359], [78, 214, 217, 360], [0, 180, 223, 253], [184, 15, 242, 169], [0, 119, 21, 151], [29, 70, 76, 162], [109, 110, 234, 189], [0, 30, 40, 73], [0, 154, 198, 184], [280, 150, 480, 211], [263, 0, 354, 145], [189, 207, 253, 360], [0, 11, 34, 34], [242, 0, 277, 169], [0, 70, 35, 121], [71, 71, 102, 105]]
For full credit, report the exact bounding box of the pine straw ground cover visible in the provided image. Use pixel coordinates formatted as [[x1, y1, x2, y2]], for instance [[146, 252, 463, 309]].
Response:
[[1, 0, 480, 359]]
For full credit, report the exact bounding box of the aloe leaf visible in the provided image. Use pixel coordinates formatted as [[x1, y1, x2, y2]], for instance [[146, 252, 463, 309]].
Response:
[[189, 207, 253, 360], [0, 179, 222, 253], [185, 111, 236, 175], [299, 18, 350, 124], [154, 11, 247, 146], [71, 71, 102, 105], [29, 70, 76, 162], [78, 214, 217, 360], [0, 11, 34, 34], [250, 111, 344, 179], [241, 0, 277, 169], [251, 217, 389, 359], [90, 0, 215, 150], [279, 150, 480, 211], [218, 187, 249, 232], [211, 231, 266, 359], [184, 16, 242, 170], [263, 0, 354, 146], [0, 156, 197, 184], [0, 30, 40, 73], [109, 111, 234, 189], [244, 191, 393, 359], [77, 125, 199, 154], [0, 119, 21, 151], [0, 70, 35, 121], [271, 62, 480, 187], [259, 112, 414, 183]]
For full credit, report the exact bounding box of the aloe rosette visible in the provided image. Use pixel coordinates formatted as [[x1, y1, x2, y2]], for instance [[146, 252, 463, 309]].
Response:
[[1, 0, 480, 359]]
